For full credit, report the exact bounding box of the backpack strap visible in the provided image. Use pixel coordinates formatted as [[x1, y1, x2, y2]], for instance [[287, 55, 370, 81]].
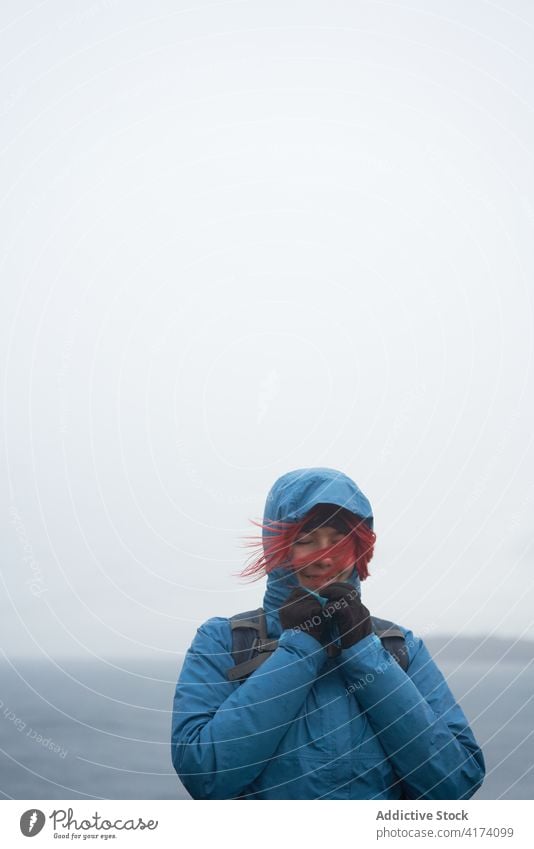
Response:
[[370, 615, 409, 672], [227, 609, 280, 682], [227, 609, 409, 681]]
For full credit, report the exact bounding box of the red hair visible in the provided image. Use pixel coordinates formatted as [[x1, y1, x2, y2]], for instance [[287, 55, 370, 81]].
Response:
[[235, 507, 376, 583]]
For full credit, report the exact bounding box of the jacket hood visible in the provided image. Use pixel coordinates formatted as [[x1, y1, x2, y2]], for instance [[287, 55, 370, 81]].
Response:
[[261, 467, 373, 634]]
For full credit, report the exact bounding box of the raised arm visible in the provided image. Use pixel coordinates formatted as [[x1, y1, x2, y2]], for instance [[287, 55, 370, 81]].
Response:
[[171, 616, 326, 799], [319, 581, 485, 800], [336, 631, 485, 799]]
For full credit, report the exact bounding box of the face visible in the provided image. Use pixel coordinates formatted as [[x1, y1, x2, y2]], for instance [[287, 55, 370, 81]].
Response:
[[291, 525, 355, 591]]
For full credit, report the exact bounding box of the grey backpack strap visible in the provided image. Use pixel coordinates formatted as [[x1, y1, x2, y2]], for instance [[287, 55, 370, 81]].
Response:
[[227, 608, 279, 682], [227, 610, 408, 681], [371, 615, 409, 672]]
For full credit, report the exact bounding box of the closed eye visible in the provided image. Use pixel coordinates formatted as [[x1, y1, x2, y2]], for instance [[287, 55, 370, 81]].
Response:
[[294, 536, 345, 545]]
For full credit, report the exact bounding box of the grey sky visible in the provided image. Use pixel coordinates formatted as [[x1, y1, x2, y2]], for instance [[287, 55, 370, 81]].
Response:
[[1, 0, 533, 660]]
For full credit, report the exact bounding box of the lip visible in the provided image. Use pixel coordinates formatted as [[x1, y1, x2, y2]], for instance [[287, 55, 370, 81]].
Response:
[[302, 571, 337, 581]]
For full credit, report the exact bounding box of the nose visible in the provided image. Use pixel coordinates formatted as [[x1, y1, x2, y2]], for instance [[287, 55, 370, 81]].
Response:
[[314, 532, 336, 562], [315, 549, 334, 568]]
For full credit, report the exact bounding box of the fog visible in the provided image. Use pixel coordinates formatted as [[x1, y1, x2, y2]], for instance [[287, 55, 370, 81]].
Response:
[[1, 0, 533, 663]]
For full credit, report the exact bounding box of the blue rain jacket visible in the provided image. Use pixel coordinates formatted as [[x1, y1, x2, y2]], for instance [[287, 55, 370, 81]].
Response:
[[171, 467, 485, 799]]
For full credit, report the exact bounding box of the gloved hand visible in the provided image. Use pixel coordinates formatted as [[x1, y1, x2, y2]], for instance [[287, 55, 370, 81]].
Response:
[[279, 587, 330, 646], [321, 582, 373, 648]]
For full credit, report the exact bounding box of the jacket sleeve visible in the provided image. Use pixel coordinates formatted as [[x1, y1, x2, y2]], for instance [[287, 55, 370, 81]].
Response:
[[171, 617, 327, 799], [336, 630, 485, 799]]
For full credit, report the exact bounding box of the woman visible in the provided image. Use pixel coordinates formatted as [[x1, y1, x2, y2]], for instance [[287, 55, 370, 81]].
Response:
[[171, 467, 485, 799]]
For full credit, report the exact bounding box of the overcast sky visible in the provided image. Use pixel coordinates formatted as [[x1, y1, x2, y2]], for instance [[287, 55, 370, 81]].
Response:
[[1, 0, 533, 661]]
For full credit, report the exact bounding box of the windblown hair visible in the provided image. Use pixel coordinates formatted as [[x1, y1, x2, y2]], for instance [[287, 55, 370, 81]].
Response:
[[235, 505, 376, 582]]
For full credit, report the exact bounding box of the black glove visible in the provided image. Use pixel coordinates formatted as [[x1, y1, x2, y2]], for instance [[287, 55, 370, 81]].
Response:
[[279, 587, 330, 646], [321, 582, 373, 648]]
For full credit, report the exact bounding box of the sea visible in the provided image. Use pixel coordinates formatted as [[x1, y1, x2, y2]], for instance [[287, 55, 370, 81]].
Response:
[[1, 640, 532, 800]]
